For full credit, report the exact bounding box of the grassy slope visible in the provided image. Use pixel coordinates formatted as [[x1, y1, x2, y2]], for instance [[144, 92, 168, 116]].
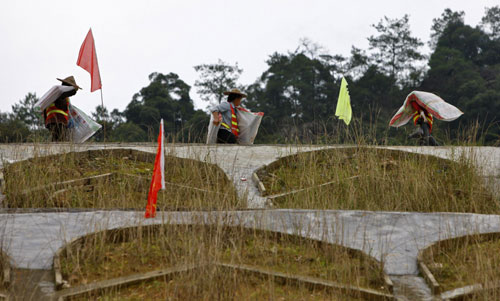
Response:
[[423, 235, 500, 293], [61, 225, 387, 295], [259, 147, 497, 213], [3, 149, 240, 209], [72, 271, 363, 301]]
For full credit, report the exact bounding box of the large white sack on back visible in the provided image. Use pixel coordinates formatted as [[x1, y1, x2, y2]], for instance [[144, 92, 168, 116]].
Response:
[[68, 105, 102, 143], [35, 85, 75, 110], [389, 91, 463, 128]]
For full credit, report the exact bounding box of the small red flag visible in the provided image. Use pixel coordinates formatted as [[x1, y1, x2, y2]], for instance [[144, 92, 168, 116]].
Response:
[[145, 120, 165, 218], [77, 28, 102, 92]]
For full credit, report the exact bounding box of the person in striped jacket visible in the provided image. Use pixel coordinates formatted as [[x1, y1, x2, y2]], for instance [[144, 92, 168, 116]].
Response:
[[210, 89, 246, 144], [409, 100, 438, 146]]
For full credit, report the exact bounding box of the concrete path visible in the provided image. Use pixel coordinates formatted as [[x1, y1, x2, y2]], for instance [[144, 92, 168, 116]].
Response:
[[1, 209, 500, 275], [0, 143, 499, 300]]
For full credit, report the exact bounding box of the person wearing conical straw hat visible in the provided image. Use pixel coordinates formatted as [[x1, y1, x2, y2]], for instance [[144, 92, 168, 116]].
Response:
[[210, 88, 246, 144], [43, 76, 81, 142]]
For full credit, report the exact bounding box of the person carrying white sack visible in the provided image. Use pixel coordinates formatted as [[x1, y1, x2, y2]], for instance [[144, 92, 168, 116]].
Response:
[[43, 76, 81, 142], [210, 88, 246, 144], [389, 91, 464, 146]]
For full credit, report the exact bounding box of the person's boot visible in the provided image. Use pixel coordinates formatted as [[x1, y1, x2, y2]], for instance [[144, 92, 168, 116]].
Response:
[[428, 135, 439, 146]]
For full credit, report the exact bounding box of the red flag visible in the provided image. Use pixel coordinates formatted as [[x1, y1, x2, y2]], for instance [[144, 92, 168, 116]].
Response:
[[145, 120, 165, 218], [77, 28, 102, 92]]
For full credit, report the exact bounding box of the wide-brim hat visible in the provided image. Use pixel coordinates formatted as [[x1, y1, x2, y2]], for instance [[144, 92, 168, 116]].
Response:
[[57, 76, 81, 90], [223, 88, 247, 98]]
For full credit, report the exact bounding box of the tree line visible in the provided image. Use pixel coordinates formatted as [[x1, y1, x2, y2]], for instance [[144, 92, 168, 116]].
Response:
[[1, 7, 499, 145]]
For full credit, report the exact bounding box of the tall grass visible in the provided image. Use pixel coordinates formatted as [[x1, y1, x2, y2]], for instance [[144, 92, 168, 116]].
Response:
[[259, 147, 498, 213], [422, 233, 500, 299], [84, 268, 362, 301], [0, 252, 5, 289], [60, 223, 388, 299], [2, 149, 241, 210]]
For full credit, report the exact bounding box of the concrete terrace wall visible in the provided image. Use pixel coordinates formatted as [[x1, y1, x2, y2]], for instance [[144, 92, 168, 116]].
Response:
[[0, 143, 499, 300]]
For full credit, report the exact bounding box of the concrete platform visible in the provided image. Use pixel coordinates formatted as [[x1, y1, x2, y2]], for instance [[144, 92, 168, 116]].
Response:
[[0, 143, 499, 300], [1, 209, 500, 276]]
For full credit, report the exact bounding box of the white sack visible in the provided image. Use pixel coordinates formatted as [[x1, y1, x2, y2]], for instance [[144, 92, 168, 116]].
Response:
[[35, 85, 75, 110], [389, 91, 463, 128], [68, 105, 102, 143], [206, 114, 221, 144], [236, 107, 264, 145]]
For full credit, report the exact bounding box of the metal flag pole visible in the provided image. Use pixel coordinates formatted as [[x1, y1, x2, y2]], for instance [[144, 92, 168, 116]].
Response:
[[100, 88, 106, 142]]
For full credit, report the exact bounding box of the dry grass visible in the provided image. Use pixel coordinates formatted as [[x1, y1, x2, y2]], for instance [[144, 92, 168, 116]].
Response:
[[259, 147, 497, 213], [2, 149, 241, 210], [0, 250, 8, 297], [0, 253, 4, 288], [422, 234, 500, 297], [71, 269, 364, 301], [60, 224, 388, 299]]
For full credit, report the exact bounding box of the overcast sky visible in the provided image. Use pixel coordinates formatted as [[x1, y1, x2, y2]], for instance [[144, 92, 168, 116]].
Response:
[[0, 0, 497, 116]]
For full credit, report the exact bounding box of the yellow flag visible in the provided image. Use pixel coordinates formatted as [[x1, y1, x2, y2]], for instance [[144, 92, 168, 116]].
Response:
[[335, 77, 352, 125]]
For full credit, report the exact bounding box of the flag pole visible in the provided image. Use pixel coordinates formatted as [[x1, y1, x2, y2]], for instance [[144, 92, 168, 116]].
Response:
[[100, 88, 106, 142]]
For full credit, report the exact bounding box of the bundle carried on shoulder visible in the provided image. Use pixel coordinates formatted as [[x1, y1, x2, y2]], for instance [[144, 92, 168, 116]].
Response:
[[389, 91, 463, 128], [35, 85, 76, 110]]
